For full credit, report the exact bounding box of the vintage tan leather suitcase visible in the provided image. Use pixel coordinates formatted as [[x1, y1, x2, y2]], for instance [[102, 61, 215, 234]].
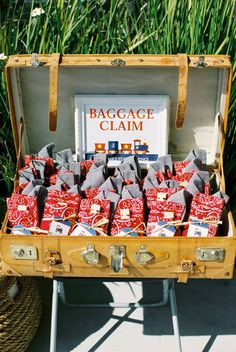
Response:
[[0, 54, 234, 282]]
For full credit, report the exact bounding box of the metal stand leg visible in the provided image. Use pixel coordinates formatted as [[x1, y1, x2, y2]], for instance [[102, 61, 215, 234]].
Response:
[[169, 279, 182, 352], [49, 279, 182, 352], [50, 280, 59, 352]]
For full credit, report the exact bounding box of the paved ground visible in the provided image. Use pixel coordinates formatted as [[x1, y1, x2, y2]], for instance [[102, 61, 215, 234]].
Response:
[[28, 277, 236, 352]]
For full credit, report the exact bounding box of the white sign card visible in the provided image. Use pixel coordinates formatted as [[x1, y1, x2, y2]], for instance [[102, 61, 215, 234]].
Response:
[[74, 95, 170, 166]]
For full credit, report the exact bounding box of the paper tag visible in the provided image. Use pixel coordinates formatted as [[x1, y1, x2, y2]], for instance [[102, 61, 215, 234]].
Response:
[[157, 192, 167, 201], [120, 208, 130, 220], [90, 203, 101, 214], [70, 222, 96, 236], [11, 225, 32, 235], [163, 211, 174, 219], [117, 227, 138, 237], [187, 220, 209, 237], [149, 221, 176, 237], [180, 180, 189, 187], [17, 205, 28, 211], [49, 220, 71, 236]]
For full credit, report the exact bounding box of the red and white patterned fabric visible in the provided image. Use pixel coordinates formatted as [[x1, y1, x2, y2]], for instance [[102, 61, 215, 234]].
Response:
[[174, 160, 190, 174], [40, 190, 81, 230], [78, 198, 111, 235], [84, 188, 100, 199], [7, 194, 39, 228], [187, 192, 225, 237], [146, 188, 178, 207], [110, 198, 145, 236], [147, 201, 185, 236]]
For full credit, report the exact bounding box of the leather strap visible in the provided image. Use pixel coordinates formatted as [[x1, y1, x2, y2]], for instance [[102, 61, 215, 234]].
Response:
[[49, 53, 61, 131], [176, 54, 189, 129]]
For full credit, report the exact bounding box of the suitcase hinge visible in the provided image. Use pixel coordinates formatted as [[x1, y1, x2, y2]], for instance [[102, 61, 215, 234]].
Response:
[[31, 53, 42, 68], [111, 58, 126, 66], [193, 55, 207, 68]]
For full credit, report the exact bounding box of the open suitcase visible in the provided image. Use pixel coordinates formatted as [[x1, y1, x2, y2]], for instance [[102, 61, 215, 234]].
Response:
[[0, 54, 235, 286]]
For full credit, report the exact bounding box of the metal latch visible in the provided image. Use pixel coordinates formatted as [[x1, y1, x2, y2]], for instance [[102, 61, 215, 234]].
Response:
[[45, 250, 62, 266], [197, 248, 225, 262], [181, 259, 194, 272], [135, 245, 154, 265], [111, 58, 126, 66], [81, 244, 99, 265], [193, 55, 207, 68], [109, 245, 125, 273], [11, 245, 38, 260]]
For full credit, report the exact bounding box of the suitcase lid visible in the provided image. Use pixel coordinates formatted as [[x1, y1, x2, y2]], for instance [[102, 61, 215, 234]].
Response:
[[5, 54, 232, 166]]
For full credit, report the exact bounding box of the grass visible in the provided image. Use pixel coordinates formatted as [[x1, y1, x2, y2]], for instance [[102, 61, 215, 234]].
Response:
[[0, 0, 236, 219]]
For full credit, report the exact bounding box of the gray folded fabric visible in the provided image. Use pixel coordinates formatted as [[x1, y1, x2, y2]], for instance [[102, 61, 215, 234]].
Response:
[[213, 191, 229, 203], [158, 154, 173, 172], [116, 169, 137, 183], [67, 184, 82, 195], [21, 180, 44, 195], [60, 162, 81, 184], [186, 178, 204, 195], [122, 184, 142, 199], [93, 153, 107, 165], [38, 142, 55, 158], [184, 149, 207, 164], [183, 158, 203, 173], [28, 185, 48, 219], [47, 185, 61, 191], [56, 171, 76, 189], [99, 176, 123, 194], [195, 171, 210, 184], [143, 175, 160, 190], [115, 155, 141, 179], [81, 165, 106, 190], [147, 160, 164, 177], [56, 148, 74, 166], [159, 180, 179, 188], [168, 189, 192, 218], [96, 190, 120, 218], [19, 167, 35, 184], [30, 159, 46, 179]]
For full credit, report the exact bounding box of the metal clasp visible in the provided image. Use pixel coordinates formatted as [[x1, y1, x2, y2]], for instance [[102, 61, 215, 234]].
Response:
[[109, 245, 125, 273], [181, 259, 194, 272], [45, 250, 62, 266], [135, 245, 154, 265], [111, 58, 126, 66], [81, 244, 99, 265], [193, 55, 207, 68]]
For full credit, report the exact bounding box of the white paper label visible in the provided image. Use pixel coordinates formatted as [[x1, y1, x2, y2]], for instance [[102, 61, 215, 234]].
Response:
[[163, 211, 174, 219], [49, 221, 71, 236], [120, 208, 130, 220], [187, 221, 209, 237], [70, 223, 96, 236], [147, 222, 175, 237], [157, 192, 167, 201], [90, 203, 101, 214], [17, 205, 28, 211]]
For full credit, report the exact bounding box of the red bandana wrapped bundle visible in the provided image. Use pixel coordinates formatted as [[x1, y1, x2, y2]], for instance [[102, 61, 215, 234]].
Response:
[[40, 190, 81, 230], [77, 198, 111, 235], [147, 201, 185, 236], [7, 193, 39, 228], [186, 192, 225, 237], [110, 198, 145, 236]]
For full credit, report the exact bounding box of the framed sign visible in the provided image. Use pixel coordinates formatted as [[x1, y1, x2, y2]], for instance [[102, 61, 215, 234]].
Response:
[[74, 95, 170, 166]]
